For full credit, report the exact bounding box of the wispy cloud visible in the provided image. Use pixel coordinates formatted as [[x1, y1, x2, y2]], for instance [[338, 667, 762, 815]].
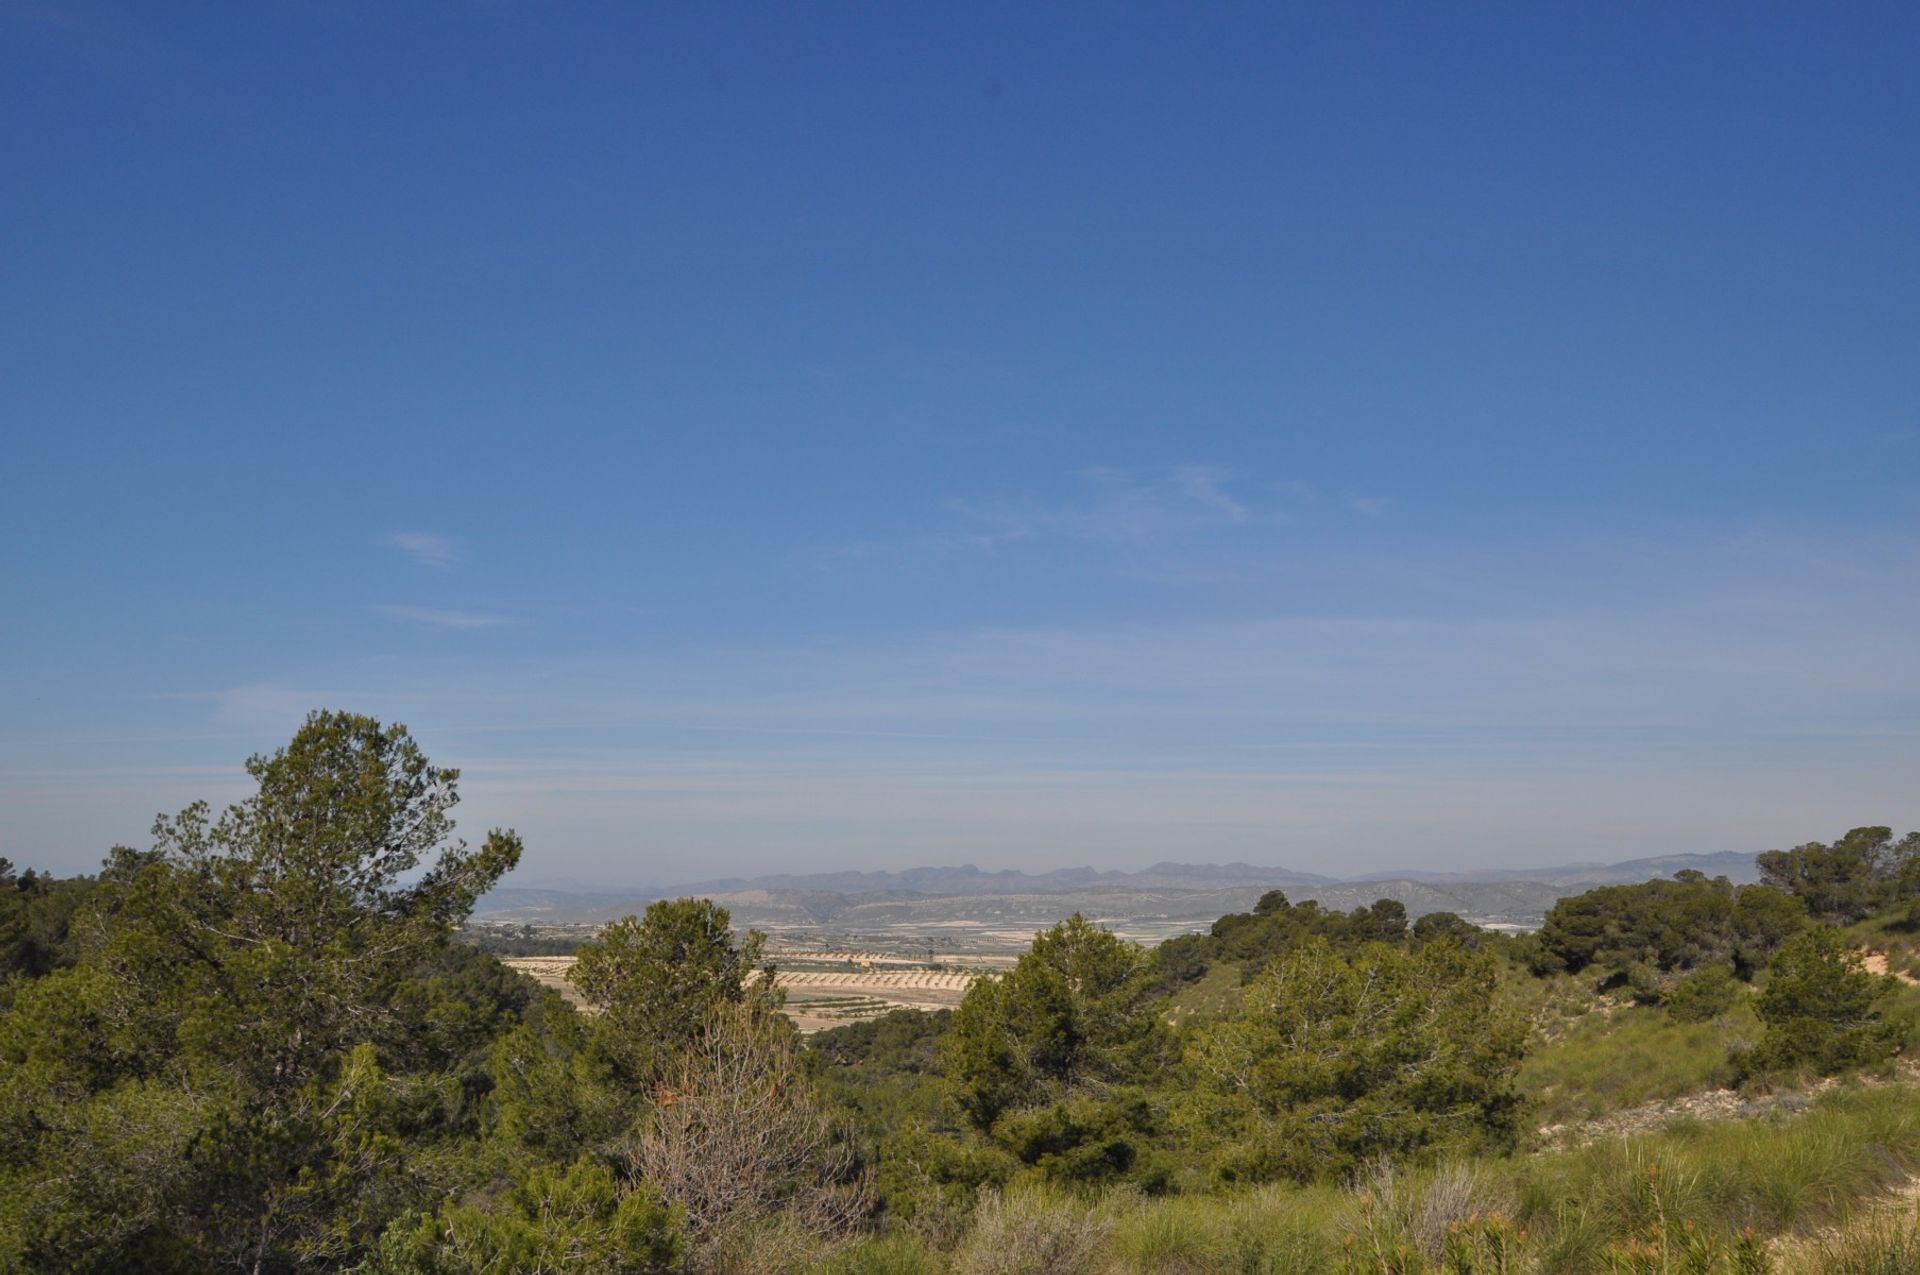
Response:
[[26, 531, 1919, 880], [386, 531, 458, 568], [1169, 464, 1250, 524], [952, 465, 1271, 548], [378, 605, 510, 630], [817, 465, 1301, 568]]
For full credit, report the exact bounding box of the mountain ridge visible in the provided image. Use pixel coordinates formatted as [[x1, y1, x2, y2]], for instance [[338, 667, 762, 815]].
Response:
[[474, 850, 1762, 927]]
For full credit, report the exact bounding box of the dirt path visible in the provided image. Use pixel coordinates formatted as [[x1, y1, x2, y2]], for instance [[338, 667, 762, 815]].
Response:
[[1534, 1086, 1816, 1151], [1768, 1171, 1920, 1266], [1862, 949, 1920, 985]]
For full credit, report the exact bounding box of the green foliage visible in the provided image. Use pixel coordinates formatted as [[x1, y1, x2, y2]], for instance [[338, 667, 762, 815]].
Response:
[[0, 859, 99, 984], [459, 925, 584, 956], [1662, 964, 1742, 1023], [1411, 911, 1484, 946], [1148, 894, 1487, 1010], [1756, 825, 1920, 924], [1148, 931, 1212, 992], [811, 1009, 950, 1077], [870, 1124, 1015, 1228], [1518, 999, 1753, 1125], [940, 915, 1166, 1131], [1591, 1164, 1770, 1275], [1746, 925, 1903, 1076], [807, 1084, 1920, 1274], [1206, 894, 1422, 972], [809, 1009, 951, 1146], [15, 782, 1920, 1274], [365, 1156, 683, 1274], [0, 711, 525, 1273], [484, 991, 628, 1165], [1183, 937, 1526, 1184], [569, 897, 778, 1087], [809, 1233, 948, 1275], [1535, 875, 1805, 979], [993, 1091, 1172, 1191]]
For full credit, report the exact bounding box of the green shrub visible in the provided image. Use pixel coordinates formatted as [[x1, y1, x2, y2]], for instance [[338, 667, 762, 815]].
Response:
[[1184, 938, 1525, 1184], [1665, 965, 1742, 1023], [1747, 927, 1902, 1076], [366, 1158, 683, 1275]]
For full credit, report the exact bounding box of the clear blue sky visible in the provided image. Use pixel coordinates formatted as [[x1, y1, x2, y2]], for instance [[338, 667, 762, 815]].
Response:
[[4, 2, 1916, 884]]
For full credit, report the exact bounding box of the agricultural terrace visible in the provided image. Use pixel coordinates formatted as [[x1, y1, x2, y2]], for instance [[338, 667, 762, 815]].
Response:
[[503, 955, 982, 1031]]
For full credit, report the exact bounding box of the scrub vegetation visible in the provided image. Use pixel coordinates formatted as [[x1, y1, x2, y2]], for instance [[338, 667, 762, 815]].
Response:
[[3, 715, 1918, 1272]]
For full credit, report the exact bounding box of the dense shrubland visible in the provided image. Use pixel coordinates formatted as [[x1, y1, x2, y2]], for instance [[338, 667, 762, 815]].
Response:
[[2, 715, 1917, 1272]]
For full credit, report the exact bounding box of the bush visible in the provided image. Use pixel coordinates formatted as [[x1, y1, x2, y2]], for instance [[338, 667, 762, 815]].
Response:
[[1746, 927, 1902, 1076], [366, 1158, 683, 1274], [633, 1005, 872, 1262], [951, 1187, 1108, 1275], [1664, 964, 1741, 1023], [1536, 876, 1805, 979], [1184, 938, 1526, 1183], [991, 1092, 1172, 1192]]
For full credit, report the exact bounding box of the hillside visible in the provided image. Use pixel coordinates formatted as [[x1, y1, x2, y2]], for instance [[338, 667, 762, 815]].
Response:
[[474, 849, 1763, 937]]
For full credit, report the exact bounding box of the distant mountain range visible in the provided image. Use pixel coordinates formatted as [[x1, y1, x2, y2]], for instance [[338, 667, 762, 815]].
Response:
[[474, 850, 1762, 932], [668, 850, 1758, 897], [1341, 850, 1762, 888], [674, 860, 1341, 897]]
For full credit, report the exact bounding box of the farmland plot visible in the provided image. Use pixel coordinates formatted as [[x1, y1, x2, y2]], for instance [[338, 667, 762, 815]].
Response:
[[501, 956, 981, 1030]]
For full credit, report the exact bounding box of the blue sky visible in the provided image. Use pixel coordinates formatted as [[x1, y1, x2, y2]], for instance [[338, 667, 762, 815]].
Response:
[[3, 3, 1917, 884]]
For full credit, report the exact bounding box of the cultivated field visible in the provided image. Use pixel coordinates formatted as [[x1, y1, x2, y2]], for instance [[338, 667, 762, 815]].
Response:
[[500, 956, 982, 1031]]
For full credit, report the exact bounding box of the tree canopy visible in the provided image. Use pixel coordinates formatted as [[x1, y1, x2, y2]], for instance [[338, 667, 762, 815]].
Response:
[[941, 914, 1167, 1132], [1533, 873, 1805, 979], [1181, 936, 1526, 1183], [4, 722, 1914, 1272], [1757, 826, 1920, 924], [0, 711, 524, 1273], [568, 897, 778, 1087]]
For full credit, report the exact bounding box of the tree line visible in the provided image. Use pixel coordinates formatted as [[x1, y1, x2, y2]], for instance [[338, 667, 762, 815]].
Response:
[[0, 713, 1909, 1272]]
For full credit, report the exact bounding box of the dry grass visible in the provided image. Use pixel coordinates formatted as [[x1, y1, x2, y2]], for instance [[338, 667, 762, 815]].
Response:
[[951, 1188, 1109, 1275]]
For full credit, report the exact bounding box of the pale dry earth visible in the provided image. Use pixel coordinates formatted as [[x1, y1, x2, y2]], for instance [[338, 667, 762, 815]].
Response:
[[1862, 949, 1920, 986], [501, 956, 983, 1032]]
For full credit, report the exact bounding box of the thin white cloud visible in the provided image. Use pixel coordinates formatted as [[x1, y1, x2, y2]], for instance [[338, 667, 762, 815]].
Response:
[[993, 465, 1274, 544], [386, 531, 458, 568], [1169, 464, 1250, 524], [378, 606, 510, 630], [813, 465, 1300, 569], [22, 530, 1916, 878]]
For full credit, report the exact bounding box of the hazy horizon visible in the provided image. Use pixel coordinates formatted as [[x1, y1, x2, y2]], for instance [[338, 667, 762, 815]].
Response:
[[5, 5, 1917, 882], [493, 848, 1769, 900]]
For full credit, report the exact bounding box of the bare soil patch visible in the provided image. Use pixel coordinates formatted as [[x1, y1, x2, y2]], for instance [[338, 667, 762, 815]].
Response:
[[501, 956, 983, 1030]]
